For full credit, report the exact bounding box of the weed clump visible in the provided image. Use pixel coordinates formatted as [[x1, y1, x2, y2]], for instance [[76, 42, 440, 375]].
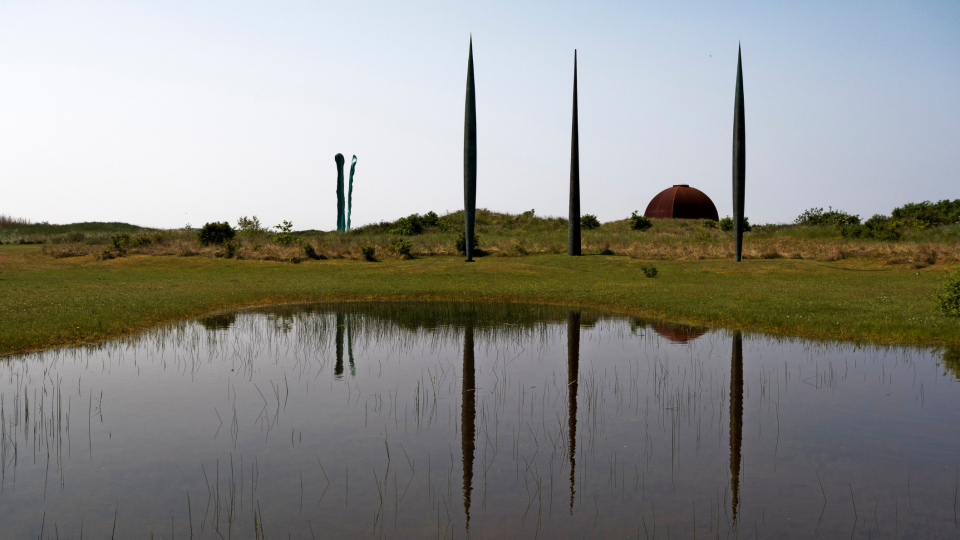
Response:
[[197, 222, 235, 245], [629, 212, 652, 231], [223, 240, 238, 259], [111, 233, 131, 252], [936, 267, 960, 317], [392, 237, 413, 257], [302, 242, 324, 260], [456, 231, 480, 254], [640, 265, 658, 278], [272, 221, 298, 245], [361, 246, 376, 261]]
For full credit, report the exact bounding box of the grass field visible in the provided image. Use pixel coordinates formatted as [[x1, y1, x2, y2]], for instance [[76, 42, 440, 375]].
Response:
[[2, 242, 958, 357]]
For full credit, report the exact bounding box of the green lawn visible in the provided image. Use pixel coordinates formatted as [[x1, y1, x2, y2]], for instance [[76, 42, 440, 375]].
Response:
[[1, 244, 958, 356]]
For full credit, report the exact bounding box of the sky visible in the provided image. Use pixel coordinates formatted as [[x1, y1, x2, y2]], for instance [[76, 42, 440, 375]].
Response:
[[1, 1, 958, 230]]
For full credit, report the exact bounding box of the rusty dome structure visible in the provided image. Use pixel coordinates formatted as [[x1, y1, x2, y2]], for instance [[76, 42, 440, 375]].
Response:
[[644, 185, 719, 221]]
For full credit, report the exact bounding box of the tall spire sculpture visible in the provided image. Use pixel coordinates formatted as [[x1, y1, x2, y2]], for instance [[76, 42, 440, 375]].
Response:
[[729, 331, 744, 529], [461, 324, 476, 532], [463, 37, 478, 262], [567, 310, 580, 513], [732, 45, 746, 261], [568, 50, 581, 256], [335, 153, 346, 232], [347, 155, 357, 231]]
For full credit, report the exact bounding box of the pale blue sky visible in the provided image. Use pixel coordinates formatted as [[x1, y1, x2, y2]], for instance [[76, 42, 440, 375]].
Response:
[[1, 1, 957, 230]]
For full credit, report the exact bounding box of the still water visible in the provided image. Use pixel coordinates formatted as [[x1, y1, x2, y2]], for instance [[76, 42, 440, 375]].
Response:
[[1, 303, 958, 539]]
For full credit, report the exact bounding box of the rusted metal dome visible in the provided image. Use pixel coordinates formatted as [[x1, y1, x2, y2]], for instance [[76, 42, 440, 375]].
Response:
[[643, 185, 719, 221]]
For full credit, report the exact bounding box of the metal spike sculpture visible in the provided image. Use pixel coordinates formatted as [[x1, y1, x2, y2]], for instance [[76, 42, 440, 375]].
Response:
[[461, 324, 476, 533], [729, 331, 744, 529], [567, 310, 581, 513], [347, 155, 357, 231], [568, 50, 581, 256], [732, 45, 746, 261], [335, 153, 346, 232], [463, 37, 478, 262]]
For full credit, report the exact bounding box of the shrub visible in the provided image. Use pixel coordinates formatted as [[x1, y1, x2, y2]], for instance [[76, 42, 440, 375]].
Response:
[[223, 240, 238, 258], [392, 237, 413, 257], [132, 235, 152, 247], [389, 215, 425, 236], [422, 211, 440, 228], [272, 221, 298, 245], [456, 231, 481, 254], [719, 216, 752, 232], [237, 215, 268, 236], [96, 248, 115, 261], [521, 209, 535, 218], [892, 199, 960, 228], [151, 232, 165, 244], [111, 233, 131, 251], [936, 267, 960, 317], [640, 265, 658, 278], [840, 215, 903, 241], [513, 243, 528, 255], [580, 214, 601, 230], [361, 245, 376, 261], [629, 211, 652, 231], [701, 219, 718, 229], [197, 222, 236, 245], [795, 207, 861, 227]]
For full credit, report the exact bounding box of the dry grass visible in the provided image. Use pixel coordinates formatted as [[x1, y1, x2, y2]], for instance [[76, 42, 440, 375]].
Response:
[[27, 211, 960, 266]]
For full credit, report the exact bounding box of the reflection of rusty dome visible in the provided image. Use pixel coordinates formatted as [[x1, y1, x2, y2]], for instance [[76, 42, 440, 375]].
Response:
[[644, 185, 719, 220], [651, 322, 708, 344]]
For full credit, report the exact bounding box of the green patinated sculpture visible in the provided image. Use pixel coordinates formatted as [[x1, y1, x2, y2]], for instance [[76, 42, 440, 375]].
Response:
[[335, 153, 346, 232], [347, 155, 357, 231], [568, 50, 581, 256], [732, 45, 746, 261], [463, 37, 477, 262]]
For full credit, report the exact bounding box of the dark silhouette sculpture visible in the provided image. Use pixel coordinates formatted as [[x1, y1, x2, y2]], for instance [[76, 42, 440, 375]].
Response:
[[729, 331, 744, 529], [568, 51, 581, 256], [644, 185, 720, 221], [567, 311, 580, 513], [463, 37, 478, 262], [461, 324, 476, 532], [335, 154, 346, 233], [732, 45, 746, 261], [347, 155, 357, 231]]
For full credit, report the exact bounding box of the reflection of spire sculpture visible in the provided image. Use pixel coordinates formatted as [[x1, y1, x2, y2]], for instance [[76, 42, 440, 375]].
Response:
[[729, 331, 744, 528], [567, 311, 580, 514], [347, 313, 356, 377], [334, 312, 345, 378], [461, 324, 476, 532]]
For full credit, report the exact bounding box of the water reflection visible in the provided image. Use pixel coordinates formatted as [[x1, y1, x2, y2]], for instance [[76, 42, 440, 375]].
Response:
[[729, 331, 743, 529], [462, 323, 476, 531], [0, 302, 956, 539], [567, 310, 580, 514]]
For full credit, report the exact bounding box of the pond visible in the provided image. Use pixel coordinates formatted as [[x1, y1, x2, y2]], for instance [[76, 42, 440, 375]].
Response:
[[1, 302, 958, 538]]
